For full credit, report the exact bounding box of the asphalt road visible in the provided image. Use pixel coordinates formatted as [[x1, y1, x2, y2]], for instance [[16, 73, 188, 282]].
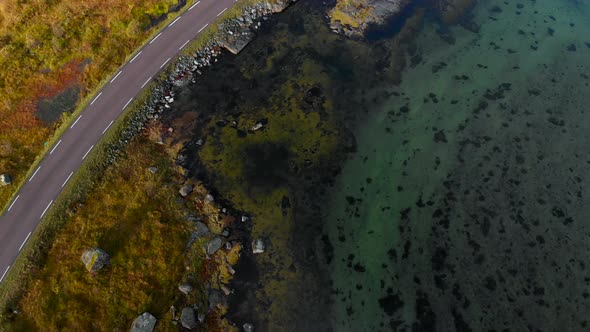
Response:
[[0, 0, 238, 283]]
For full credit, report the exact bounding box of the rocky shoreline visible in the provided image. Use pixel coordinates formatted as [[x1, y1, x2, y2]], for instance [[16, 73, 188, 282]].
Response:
[[78, 1, 297, 331], [97, 0, 480, 330]]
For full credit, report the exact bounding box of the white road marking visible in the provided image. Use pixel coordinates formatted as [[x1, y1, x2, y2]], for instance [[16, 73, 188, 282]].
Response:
[[160, 57, 171, 69], [82, 145, 94, 161], [0, 266, 10, 283], [40, 200, 53, 219], [188, 1, 200, 10], [198, 23, 209, 33], [70, 115, 82, 129], [29, 166, 41, 182], [7, 195, 19, 212], [217, 7, 228, 17], [141, 77, 152, 89], [179, 40, 190, 50], [130, 51, 142, 63], [102, 120, 114, 135], [18, 232, 31, 252], [49, 139, 61, 155], [122, 97, 134, 110], [168, 17, 181, 27], [110, 71, 122, 83], [90, 92, 102, 105], [149, 33, 162, 44], [62, 172, 73, 188]]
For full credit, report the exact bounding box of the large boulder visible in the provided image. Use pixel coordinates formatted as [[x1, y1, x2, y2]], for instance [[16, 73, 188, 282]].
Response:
[[81, 248, 110, 272], [219, 30, 255, 55], [130, 312, 157, 332], [0, 174, 12, 186], [180, 307, 197, 330]]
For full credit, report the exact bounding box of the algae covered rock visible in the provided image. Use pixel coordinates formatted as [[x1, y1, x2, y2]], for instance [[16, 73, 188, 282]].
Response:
[[81, 248, 110, 272], [130, 312, 157, 332], [328, 0, 409, 36]]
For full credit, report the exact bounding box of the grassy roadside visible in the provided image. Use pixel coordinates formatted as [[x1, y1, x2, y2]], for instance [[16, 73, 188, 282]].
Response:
[[0, 0, 196, 213], [0, 0, 286, 329]]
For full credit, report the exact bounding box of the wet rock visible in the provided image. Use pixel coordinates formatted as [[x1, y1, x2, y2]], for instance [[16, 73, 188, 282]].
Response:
[[252, 238, 266, 254], [130, 312, 157, 332], [180, 307, 197, 330], [328, 0, 409, 36], [206, 237, 224, 255], [0, 173, 12, 186], [178, 283, 193, 295], [179, 184, 194, 197], [81, 248, 110, 272], [243, 322, 254, 332]]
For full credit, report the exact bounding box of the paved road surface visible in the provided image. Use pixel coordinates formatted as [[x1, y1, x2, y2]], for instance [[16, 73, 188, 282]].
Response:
[[0, 0, 239, 283]]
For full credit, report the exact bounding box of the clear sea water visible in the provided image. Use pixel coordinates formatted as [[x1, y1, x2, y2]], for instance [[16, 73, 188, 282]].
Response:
[[171, 0, 590, 330], [326, 0, 590, 330]]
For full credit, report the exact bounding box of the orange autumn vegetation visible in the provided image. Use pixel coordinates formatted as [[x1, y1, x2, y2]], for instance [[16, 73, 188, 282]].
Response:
[[9, 136, 190, 331], [0, 0, 181, 208]]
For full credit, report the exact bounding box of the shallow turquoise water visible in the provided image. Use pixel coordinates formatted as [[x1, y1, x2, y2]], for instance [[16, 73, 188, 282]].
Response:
[[326, 0, 590, 330]]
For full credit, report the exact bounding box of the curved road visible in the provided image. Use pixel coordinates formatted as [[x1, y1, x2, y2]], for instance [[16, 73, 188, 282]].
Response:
[[0, 0, 238, 283]]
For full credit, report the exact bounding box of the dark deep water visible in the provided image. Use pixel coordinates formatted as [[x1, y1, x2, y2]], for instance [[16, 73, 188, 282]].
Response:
[[166, 0, 590, 330]]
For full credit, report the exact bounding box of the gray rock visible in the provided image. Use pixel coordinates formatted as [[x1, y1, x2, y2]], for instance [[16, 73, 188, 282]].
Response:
[[180, 307, 197, 330], [243, 322, 254, 332], [179, 184, 194, 197], [252, 238, 266, 254], [178, 283, 193, 295], [148, 167, 158, 174], [206, 237, 223, 255], [81, 248, 110, 272], [0, 174, 12, 186], [130, 312, 157, 332], [197, 313, 206, 323], [195, 221, 210, 237]]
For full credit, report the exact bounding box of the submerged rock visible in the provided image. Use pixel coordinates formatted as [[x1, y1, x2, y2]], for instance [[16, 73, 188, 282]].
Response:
[[81, 248, 110, 272], [243, 322, 254, 332], [252, 238, 266, 254], [130, 312, 157, 332]]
